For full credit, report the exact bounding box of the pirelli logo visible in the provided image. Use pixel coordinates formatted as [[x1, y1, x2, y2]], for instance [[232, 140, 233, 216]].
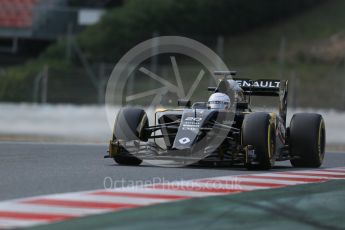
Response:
[[235, 79, 280, 88]]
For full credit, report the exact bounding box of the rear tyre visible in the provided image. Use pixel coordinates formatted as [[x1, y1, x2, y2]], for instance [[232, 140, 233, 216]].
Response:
[[289, 113, 325, 168], [112, 108, 149, 166], [242, 112, 276, 170]]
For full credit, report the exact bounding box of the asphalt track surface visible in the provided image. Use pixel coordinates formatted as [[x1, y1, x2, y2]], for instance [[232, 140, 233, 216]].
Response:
[[1, 142, 344, 201]]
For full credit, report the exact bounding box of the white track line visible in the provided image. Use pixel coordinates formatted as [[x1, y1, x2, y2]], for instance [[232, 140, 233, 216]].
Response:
[[206, 176, 306, 185], [41, 194, 171, 205], [0, 218, 45, 229], [246, 173, 328, 179], [114, 187, 223, 197], [193, 181, 271, 191], [268, 172, 345, 180], [0, 202, 107, 216], [327, 167, 345, 170], [152, 181, 267, 191], [302, 170, 345, 175]]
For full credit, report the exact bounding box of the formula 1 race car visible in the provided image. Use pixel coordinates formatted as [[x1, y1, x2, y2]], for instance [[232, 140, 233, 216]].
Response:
[[106, 71, 326, 170]]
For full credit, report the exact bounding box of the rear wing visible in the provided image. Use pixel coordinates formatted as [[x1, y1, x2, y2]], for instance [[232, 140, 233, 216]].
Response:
[[212, 71, 289, 124], [233, 78, 288, 125], [233, 79, 282, 96]]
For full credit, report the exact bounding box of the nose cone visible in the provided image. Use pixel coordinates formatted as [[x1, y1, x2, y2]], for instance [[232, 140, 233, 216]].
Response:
[[172, 109, 208, 150]]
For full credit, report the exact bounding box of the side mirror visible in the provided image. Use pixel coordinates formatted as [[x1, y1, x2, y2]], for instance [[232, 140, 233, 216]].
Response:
[[208, 87, 217, 92], [177, 99, 191, 107], [236, 102, 248, 110]]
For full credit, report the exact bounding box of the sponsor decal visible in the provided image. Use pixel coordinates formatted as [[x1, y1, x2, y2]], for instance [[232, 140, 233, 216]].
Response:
[[235, 80, 280, 88], [179, 137, 191, 144], [185, 117, 202, 122], [182, 116, 202, 131]]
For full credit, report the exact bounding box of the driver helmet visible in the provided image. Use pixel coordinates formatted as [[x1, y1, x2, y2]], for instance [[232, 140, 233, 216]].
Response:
[[208, 92, 231, 110]]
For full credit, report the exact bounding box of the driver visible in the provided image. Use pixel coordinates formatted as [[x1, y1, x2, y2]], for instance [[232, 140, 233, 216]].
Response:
[[207, 92, 231, 110]]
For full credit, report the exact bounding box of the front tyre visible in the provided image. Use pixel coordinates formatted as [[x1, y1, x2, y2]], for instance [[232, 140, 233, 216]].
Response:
[[111, 108, 149, 166], [114, 154, 143, 166], [242, 112, 276, 170], [289, 113, 326, 168], [113, 107, 149, 142]]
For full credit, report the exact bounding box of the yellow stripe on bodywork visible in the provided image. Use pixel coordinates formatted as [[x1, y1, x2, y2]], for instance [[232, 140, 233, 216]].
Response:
[[318, 119, 325, 159], [268, 113, 277, 158]]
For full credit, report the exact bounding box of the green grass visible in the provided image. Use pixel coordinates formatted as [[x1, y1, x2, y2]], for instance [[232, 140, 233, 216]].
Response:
[[218, 0, 345, 109], [2, 1, 345, 108], [223, 0, 345, 66]]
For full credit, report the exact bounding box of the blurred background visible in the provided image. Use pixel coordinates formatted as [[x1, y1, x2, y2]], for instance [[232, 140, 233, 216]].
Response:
[[0, 0, 344, 149]]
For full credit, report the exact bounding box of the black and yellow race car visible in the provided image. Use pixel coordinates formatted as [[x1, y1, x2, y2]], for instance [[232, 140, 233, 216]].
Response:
[[106, 71, 326, 170]]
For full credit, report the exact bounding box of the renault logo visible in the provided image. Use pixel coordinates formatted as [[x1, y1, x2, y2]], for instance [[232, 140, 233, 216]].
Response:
[[179, 137, 191, 144]]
